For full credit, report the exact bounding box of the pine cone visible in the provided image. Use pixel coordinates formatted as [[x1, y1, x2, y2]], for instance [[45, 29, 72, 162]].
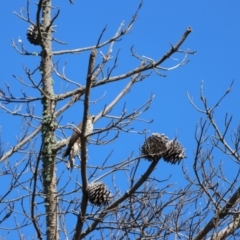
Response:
[[162, 139, 186, 164], [87, 182, 112, 206], [26, 25, 43, 45], [141, 133, 169, 161]]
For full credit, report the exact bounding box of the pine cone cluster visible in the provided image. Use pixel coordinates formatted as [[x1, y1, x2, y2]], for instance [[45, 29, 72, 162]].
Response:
[[87, 182, 112, 206], [26, 25, 43, 45], [141, 133, 186, 164]]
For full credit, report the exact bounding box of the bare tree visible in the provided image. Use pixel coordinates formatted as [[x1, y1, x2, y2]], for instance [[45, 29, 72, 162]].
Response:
[[2, 1, 239, 240], [184, 81, 240, 240]]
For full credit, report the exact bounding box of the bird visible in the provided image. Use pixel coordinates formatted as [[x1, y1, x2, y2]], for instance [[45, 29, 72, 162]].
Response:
[[62, 115, 95, 170]]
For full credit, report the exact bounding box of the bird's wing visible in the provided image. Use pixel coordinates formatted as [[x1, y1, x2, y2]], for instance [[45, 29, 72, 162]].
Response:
[[62, 123, 82, 158]]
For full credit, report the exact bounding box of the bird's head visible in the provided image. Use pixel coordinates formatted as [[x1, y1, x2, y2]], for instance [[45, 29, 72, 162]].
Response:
[[88, 115, 95, 123]]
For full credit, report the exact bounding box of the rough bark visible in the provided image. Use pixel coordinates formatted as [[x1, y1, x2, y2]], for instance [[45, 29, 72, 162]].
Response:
[[40, 1, 58, 239]]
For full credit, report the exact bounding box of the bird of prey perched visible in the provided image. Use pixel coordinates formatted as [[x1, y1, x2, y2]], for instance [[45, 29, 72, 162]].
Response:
[[62, 115, 95, 170]]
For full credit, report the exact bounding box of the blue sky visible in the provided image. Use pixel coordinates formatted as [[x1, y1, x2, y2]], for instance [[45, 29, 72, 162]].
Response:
[[1, 0, 240, 238]]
